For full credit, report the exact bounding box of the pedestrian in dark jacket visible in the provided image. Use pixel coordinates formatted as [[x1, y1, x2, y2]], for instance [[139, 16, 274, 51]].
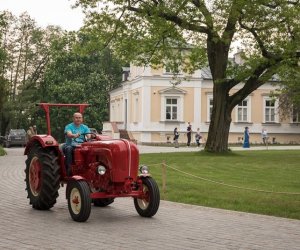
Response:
[[174, 127, 179, 148], [186, 122, 192, 147]]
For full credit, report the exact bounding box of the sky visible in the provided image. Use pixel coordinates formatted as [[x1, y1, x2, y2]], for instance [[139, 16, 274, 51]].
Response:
[[0, 0, 85, 31]]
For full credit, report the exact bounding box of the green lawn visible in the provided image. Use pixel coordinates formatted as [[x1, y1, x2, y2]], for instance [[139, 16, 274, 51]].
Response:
[[140, 150, 300, 219]]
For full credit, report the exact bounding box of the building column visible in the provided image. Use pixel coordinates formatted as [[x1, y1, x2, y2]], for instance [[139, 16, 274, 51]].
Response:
[[142, 85, 151, 129]]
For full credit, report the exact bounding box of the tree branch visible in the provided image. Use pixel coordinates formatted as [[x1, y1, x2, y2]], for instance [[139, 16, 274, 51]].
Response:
[[222, 1, 241, 44], [239, 17, 272, 59], [191, 0, 213, 29], [127, 4, 209, 34], [228, 59, 282, 109], [263, 0, 299, 8]]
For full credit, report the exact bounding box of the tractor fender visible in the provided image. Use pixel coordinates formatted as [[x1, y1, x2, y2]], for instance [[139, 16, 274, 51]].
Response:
[[24, 135, 59, 155]]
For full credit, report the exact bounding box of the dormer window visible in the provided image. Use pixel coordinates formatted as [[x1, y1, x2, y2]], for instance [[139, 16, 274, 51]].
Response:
[[164, 65, 172, 74]]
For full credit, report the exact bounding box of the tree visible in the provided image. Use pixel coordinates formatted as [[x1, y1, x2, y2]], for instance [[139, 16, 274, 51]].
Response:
[[0, 11, 64, 133], [75, 0, 300, 152], [272, 63, 300, 120], [41, 32, 123, 141]]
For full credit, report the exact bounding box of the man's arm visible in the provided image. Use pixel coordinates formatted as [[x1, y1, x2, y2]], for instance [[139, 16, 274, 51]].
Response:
[[66, 130, 80, 138], [65, 124, 80, 139]]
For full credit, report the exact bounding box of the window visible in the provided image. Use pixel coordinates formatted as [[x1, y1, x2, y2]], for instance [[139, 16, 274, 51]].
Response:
[[292, 108, 300, 123], [165, 98, 178, 120], [264, 98, 278, 122], [237, 100, 248, 122], [264, 99, 276, 122], [159, 87, 185, 121], [207, 94, 213, 122], [164, 65, 172, 74], [163, 61, 181, 75]]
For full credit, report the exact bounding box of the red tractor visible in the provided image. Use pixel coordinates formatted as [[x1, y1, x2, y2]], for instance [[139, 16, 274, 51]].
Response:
[[24, 103, 160, 222]]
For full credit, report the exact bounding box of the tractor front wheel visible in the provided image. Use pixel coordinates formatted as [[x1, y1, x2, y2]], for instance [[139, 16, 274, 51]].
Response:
[[67, 180, 91, 222], [25, 144, 60, 210], [134, 177, 160, 217]]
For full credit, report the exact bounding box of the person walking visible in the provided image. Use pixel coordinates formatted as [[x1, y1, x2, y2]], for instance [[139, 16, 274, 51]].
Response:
[[186, 122, 192, 147], [243, 127, 250, 148], [261, 128, 268, 148], [173, 127, 179, 148], [195, 128, 202, 147]]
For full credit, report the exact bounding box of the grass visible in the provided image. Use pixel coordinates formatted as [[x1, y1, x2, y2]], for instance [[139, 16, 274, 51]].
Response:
[[0, 146, 6, 156], [140, 150, 300, 220]]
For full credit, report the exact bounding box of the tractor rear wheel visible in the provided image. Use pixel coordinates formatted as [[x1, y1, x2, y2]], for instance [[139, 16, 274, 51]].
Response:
[[25, 143, 60, 210], [67, 180, 91, 222], [93, 198, 115, 207], [134, 177, 160, 217]]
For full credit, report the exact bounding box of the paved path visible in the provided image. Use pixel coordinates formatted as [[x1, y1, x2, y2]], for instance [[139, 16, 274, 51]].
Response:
[[0, 147, 299, 250]]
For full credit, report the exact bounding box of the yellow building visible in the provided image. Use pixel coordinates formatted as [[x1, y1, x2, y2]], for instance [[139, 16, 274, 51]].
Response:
[[106, 63, 300, 145]]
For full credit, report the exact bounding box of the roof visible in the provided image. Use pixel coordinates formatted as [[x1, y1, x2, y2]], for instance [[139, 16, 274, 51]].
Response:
[[200, 66, 212, 79]]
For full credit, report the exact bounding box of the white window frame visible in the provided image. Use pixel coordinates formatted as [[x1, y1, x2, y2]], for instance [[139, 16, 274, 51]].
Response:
[[165, 98, 178, 121], [160, 94, 184, 121], [207, 94, 213, 122], [235, 97, 251, 122], [263, 97, 279, 123]]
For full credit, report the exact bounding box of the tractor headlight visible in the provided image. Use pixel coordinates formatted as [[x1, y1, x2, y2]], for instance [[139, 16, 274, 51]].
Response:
[[139, 165, 149, 174], [97, 165, 106, 175]]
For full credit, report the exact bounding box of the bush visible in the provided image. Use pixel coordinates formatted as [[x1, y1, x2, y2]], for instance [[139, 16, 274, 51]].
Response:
[[0, 146, 7, 156]]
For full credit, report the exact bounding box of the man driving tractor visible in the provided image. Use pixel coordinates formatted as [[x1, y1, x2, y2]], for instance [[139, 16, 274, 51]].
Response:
[[63, 112, 90, 176]]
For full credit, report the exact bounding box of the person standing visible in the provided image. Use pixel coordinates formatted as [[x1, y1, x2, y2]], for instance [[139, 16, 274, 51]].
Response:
[[243, 127, 250, 148], [186, 122, 192, 147], [195, 128, 202, 147], [63, 112, 90, 176], [26, 125, 37, 141], [261, 128, 268, 147], [173, 127, 179, 148]]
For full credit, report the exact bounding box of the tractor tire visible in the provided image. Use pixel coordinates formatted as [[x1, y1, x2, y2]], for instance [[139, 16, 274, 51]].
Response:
[[25, 143, 60, 210], [93, 198, 115, 207], [134, 177, 160, 217], [67, 180, 91, 222]]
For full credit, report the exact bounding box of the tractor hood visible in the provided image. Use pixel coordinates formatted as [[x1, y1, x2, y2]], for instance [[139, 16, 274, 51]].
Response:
[[80, 139, 139, 182]]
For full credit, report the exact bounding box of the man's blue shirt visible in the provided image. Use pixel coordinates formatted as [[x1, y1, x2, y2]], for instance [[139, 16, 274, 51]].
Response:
[[64, 123, 90, 146]]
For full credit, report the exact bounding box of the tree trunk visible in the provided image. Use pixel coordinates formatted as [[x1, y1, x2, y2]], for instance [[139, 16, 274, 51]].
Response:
[[205, 84, 232, 152], [205, 35, 233, 152]]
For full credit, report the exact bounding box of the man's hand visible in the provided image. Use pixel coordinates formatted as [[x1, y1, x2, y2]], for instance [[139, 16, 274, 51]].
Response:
[[74, 133, 80, 138]]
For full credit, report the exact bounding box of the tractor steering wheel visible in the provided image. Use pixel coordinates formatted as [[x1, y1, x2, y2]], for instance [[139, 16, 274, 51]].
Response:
[[74, 132, 97, 143]]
